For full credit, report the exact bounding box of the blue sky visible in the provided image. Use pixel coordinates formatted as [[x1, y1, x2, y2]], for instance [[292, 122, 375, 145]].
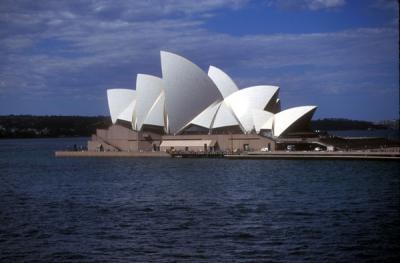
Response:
[[0, 0, 398, 121]]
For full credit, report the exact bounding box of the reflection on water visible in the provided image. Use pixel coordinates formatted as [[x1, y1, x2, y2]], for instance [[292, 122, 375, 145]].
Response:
[[0, 138, 399, 262]]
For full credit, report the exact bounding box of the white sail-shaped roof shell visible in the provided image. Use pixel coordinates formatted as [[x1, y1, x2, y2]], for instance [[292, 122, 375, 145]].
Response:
[[161, 51, 223, 134], [142, 92, 166, 128], [105, 51, 317, 138], [212, 101, 241, 129], [252, 110, 274, 133], [224, 85, 279, 132], [117, 100, 136, 123], [208, 66, 239, 98], [261, 116, 274, 130], [107, 89, 136, 124], [273, 106, 317, 137], [185, 100, 221, 129], [135, 74, 164, 130]]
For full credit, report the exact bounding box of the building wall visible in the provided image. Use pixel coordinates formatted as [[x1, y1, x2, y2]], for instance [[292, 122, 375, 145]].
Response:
[[88, 138, 119, 152], [102, 125, 138, 140], [106, 139, 138, 152], [88, 124, 164, 152], [89, 125, 138, 152], [159, 144, 209, 152], [138, 140, 161, 151], [88, 125, 275, 152], [162, 134, 275, 152], [138, 129, 162, 151]]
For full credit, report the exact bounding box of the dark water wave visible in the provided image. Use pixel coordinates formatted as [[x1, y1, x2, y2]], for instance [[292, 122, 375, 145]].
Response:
[[0, 138, 399, 262]]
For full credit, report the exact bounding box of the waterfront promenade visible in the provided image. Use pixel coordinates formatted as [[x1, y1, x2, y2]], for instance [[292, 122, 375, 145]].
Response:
[[225, 150, 400, 160], [55, 150, 400, 160]]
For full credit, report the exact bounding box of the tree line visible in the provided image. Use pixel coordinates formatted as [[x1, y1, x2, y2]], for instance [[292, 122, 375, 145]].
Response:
[[310, 118, 391, 131], [0, 115, 111, 138], [0, 115, 396, 138]]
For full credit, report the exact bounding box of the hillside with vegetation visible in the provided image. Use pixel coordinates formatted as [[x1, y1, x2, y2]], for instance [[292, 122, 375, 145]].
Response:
[[0, 115, 397, 138], [0, 115, 111, 138], [311, 118, 394, 131]]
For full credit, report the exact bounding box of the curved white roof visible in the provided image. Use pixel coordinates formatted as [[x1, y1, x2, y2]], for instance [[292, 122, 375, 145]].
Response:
[[262, 116, 274, 131], [252, 109, 274, 133], [161, 51, 223, 134], [275, 98, 281, 113], [142, 92, 166, 128], [212, 101, 241, 129], [225, 85, 279, 132], [118, 100, 136, 124], [208, 66, 239, 98], [184, 100, 221, 130], [107, 89, 136, 124], [273, 106, 317, 137], [105, 52, 317, 137], [135, 74, 164, 130]]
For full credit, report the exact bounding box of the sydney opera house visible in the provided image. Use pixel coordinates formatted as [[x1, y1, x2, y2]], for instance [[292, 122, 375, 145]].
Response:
[[88, 51, 318, 152]]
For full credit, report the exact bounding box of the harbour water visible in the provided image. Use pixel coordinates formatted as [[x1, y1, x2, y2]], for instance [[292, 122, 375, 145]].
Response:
[[0, 138, 399, 262]]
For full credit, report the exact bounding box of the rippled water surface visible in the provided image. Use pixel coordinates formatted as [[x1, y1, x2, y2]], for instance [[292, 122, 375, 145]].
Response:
[[1, 138, 399, 262]]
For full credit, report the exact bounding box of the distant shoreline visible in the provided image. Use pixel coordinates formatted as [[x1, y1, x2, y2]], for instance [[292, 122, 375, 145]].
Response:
[[0, 115, 398, 139], [0, 136, 90, 140]]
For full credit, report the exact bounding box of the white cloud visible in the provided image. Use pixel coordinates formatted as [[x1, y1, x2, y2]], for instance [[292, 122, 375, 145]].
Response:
[[370, 0, 398, 10], [267, 0, 346, 10], [306, 0, 346, 10], [0, 0, 397, 111]]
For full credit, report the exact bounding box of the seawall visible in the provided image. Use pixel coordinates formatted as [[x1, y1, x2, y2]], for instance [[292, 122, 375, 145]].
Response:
[[226, 151, 400, 160], [55, 150, 400, 160]]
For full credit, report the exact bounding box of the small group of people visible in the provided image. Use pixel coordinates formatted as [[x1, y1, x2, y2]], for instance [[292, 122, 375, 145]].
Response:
[[72, 144, 85, 151]]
